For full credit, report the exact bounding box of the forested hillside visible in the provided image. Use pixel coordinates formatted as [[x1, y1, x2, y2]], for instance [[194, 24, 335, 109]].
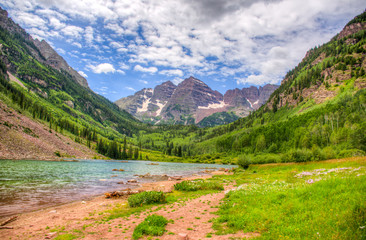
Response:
[[135, 11, 366, 164], [0, 8, 150, 160]]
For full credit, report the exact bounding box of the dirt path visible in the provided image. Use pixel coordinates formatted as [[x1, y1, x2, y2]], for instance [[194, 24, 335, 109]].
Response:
[[0, 172, 257, 239]]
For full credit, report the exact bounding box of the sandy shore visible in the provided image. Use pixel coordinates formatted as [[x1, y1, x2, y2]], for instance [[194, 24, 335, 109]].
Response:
[[0, 170, 256, 240]]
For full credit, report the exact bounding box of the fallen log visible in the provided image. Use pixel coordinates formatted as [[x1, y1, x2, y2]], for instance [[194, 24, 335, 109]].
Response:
[[0, 226, 13, 229], [0, 216, 17, 226], [105, 189, 144, 198]]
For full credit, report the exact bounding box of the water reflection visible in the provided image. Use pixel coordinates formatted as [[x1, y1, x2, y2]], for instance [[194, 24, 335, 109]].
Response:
[[0, 159, 232, 217]]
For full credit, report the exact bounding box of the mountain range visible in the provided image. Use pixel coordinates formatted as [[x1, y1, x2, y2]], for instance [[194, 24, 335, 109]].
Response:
[[115, 76, 278, 125], [0, 5, 364, 162]]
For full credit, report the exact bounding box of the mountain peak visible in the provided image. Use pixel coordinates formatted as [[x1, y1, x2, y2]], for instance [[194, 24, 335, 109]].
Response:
[[161, 80, 176, 87], [179, 76, 207, 88]]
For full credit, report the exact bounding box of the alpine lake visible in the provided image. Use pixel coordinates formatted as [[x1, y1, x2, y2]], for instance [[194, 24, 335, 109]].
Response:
[[0, 159, 233, 217]]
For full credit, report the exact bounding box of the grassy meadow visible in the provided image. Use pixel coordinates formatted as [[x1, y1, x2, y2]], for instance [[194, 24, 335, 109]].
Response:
[[212, 157, 366, 239]]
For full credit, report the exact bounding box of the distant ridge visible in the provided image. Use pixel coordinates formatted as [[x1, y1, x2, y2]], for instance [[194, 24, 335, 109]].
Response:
[[115, 76, 278, 125]]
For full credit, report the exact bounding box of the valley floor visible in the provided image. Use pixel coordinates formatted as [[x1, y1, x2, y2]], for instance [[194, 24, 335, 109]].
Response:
[[0, 171, 250, 240], [0, 157, 364, 240]]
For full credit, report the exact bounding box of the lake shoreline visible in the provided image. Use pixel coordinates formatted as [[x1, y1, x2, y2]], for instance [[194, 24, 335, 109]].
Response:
[[0, 170, 230, 239]]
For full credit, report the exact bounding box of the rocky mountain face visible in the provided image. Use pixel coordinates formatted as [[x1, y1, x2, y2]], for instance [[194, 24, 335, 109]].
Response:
[[267, 11, 366, 111], [0, 8, 88, 88], [115, 76, 278, 125]]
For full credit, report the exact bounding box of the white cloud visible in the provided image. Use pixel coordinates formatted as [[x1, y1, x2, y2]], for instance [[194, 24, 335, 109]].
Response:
[[61, 25, 84, 39], [172, 77, 184, 85], [87, 63, 116, 74], [84, 26, 94, 44], [56, 48, 66, 54], [160, 69, 184, 77], [49, 17, 65, 30], [116, 69, 125, 74], [139, 80, 148, 84], [4, 0, 365, 89], [125, 86, 136, 91], [119, 62, 130, 70], [72, 42, 82, 48], [78, 70, 88, 78], [134, 64, 158, 74]]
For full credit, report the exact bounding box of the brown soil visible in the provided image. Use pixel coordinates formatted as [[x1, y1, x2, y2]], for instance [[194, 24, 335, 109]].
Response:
[[0, 171, 258, 240], [0, 100, 103, 160]]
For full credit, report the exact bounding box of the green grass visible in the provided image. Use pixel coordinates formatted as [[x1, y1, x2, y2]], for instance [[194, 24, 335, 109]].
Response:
[[174, 179, 224, 191], [132, 214, 168, 239], [212, 157, 366, 239], [105, 187, 223, 221], [128, 191, 166, 207], [54, 234, 78, 240]]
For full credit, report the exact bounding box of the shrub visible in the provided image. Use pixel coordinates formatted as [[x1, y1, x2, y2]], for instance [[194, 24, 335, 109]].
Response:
[[132, 214, 168, 239], [237, 154, 252, 169], [252, 154, 282, 164], [128, 191, 166, 207], [284, 149, 313, 163], [338, 149, 365, 158], [174, 180, 224, 191], [54, 234, 77, 240]]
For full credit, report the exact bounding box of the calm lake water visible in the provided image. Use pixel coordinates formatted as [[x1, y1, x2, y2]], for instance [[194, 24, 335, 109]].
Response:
[[0, 159, 232, 217]]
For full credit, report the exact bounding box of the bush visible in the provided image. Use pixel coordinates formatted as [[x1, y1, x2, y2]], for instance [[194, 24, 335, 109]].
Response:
[[174, 180, 224, 191], [252, 154, 282, 164], [284, 149, 313, 163], [237, 154, 252, 169], [132, 214, 168, 239], [128, 191, 166, 207], [338, 149, 365, 158]]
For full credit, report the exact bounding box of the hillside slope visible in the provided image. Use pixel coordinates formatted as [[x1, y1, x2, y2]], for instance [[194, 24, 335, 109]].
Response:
[[0, 101, 101, 160], [0, 7, 147, 160], [196, 11, 366, 162]]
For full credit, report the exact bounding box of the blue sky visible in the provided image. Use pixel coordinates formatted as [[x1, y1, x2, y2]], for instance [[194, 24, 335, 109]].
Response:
[[0, 0, 364, 101]]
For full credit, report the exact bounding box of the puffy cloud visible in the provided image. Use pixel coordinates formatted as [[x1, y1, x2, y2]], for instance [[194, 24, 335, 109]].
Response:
[[139, 80, 148, 84], [87, 63, 116, 74], [172, 77, 184, 85], [3, 0, 365, 88], [78, 70, 88, 78], [134, 64, 158, 74], [84, 26, 94, 45], [61, 25, 84, 39], [160, 69, 184, 77]]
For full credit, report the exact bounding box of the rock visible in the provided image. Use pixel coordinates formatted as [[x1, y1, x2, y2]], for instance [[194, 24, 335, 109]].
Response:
[[64, 100, 74, 109], [178, 233, 189, 239], [112, 169, 124, 171], [49, 210, 57, 213], [127, 179, 137, 183], [117, 181, 124, 184], [81, 201, 86, 204]]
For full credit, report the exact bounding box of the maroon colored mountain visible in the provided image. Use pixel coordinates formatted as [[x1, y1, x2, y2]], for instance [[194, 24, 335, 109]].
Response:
[[115, 76, 278, 125]]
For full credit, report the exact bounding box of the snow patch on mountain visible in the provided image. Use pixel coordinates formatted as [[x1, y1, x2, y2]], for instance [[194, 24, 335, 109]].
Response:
[[155, 100, 167, 116], [198, 101, 227, 110], [136, 89, 153, 113]]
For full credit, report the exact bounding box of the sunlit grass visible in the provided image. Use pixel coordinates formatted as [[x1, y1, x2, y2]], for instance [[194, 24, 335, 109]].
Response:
[[212, 157, 366, 239]]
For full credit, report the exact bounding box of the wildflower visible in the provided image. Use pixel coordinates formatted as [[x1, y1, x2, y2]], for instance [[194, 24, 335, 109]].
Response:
[[306, 179, 314, 184], [360, 226, 365, 229]]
